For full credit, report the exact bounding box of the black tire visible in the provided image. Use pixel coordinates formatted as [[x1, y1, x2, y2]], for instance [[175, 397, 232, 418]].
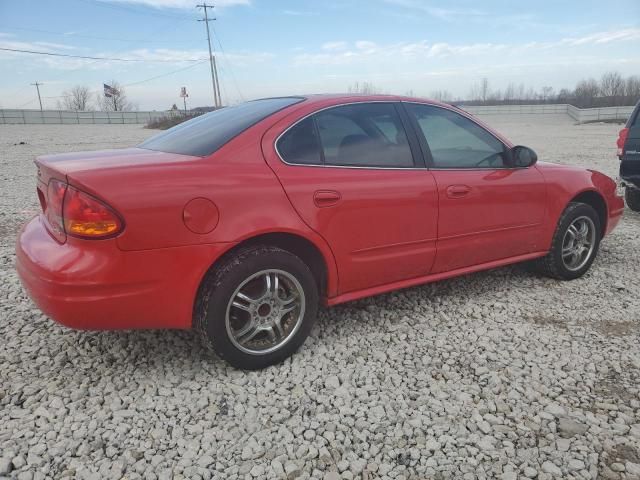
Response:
[[194, 245, 318, 370], [625, 187, 640, 212], [530, 202, 601, 280]]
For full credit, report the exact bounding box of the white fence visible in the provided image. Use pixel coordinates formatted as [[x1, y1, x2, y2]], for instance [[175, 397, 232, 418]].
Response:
[[0, 109, 181, 125], [0, 104, 635, 125], [463, 104, 634, 123]]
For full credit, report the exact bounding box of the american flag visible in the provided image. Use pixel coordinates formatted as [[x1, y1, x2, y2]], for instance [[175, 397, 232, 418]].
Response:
[[103, 84, 118, 98]]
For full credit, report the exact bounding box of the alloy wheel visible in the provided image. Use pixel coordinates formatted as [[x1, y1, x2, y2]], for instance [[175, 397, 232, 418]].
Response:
[[225, 269, 305, 355]]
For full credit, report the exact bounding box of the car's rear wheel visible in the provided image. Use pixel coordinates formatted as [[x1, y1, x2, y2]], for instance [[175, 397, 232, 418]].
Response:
[[195, 245, 318, 370], [625, 187, 640, 212], [530, 202, 601, 280]]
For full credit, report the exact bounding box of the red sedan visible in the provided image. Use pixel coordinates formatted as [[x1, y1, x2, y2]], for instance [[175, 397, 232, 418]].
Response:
[[16, 95, 624, 369]]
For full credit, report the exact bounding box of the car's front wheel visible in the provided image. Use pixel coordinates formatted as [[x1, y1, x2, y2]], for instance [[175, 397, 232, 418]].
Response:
[[531, 202, 601, 280], [625, 187, 640, 212], [195, 245, 318, 370]]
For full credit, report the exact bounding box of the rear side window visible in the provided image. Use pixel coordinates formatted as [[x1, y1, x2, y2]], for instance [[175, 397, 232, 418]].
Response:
[[277, 117, 322, 165], [140, 97, 304, 157], [406, 103, 506, 168], [277, 102, 415, 168], [316, 103, 414, 168]]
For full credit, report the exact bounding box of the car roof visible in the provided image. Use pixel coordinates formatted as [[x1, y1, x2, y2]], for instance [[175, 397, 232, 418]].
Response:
[[252, 93, 456, 110]]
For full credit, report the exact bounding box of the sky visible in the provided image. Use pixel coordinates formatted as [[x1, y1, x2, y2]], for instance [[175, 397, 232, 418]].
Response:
[[0, 0, 639, 111]]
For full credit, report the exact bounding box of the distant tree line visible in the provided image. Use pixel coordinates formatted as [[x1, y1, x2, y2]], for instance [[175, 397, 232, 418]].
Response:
[[457, 71, 640, 108], [348, 71, 640, 108]]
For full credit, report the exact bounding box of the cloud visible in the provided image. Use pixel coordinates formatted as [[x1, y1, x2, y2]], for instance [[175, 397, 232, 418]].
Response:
[[0, 38, 272, 70], [321, 41, 348, 51], [382, 0, 485, 20], [101, 0, 248, 8], [293, 28, 640, 67], [562, 28, 640, 46], [282, 10, 318, 16]]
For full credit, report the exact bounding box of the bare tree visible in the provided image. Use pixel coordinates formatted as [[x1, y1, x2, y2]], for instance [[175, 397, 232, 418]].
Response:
[[600, 71, 625, 100], [503, 83, 516, 104], [58, 85, 93, 111], [480, 78, 490, 103], [625, 76, 640, 103], [98, 81, 134, 111], [430, 90, 452, 102], [347, 81, 380, 95], [574, 78, 600, 108], [541, 86, 554, 103]]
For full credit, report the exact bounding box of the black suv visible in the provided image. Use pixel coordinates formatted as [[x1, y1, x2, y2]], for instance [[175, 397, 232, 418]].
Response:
[[619, 100, 640, 211]]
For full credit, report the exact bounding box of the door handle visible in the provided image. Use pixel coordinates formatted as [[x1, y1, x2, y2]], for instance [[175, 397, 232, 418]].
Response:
[[446, 184, 471, 198], [314, 190, 341, 207]]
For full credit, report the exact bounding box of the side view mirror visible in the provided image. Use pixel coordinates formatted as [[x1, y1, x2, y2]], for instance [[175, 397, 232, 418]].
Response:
[[510, 145, 538, 168]]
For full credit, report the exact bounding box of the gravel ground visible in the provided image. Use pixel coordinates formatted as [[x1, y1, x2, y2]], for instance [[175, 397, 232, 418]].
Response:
[[1, 117, 639, 480]]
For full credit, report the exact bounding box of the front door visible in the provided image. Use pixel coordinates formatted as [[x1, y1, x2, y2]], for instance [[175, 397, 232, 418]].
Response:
[[404, 102, 547, 273], [264, 102, 439, 294]]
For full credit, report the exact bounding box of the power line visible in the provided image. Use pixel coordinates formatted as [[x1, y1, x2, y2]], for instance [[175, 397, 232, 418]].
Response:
[[123, 60, 209, 87], [211, 22, 245, 102], [0, 25, 201, 45], [41, 60, 208, 99], [72, 0, 198, 22], [0, 47, 204, 63]]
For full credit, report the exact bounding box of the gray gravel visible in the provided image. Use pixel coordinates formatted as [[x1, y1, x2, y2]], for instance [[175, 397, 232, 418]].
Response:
[[1, 118, 640, 480]]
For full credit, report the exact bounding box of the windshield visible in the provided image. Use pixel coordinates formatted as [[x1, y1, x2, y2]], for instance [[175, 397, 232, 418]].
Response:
[[139, 97, 304, 157]]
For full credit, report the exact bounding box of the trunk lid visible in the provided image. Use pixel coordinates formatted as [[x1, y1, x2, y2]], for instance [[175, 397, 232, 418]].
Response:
[[34, 148, 201, 233]]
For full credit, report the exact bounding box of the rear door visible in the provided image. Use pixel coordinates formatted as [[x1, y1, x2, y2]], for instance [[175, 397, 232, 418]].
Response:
[[264, 102, 439, 295], [403, 102, 547, 273], [621, 102, 640, 182]]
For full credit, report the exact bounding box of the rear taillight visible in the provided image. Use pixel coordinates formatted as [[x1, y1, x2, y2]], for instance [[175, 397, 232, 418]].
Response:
[[63, 185, 123, 239], [617, 127, 629, 157], [46, 179, 67, 241], [43, 179, 123, 241]]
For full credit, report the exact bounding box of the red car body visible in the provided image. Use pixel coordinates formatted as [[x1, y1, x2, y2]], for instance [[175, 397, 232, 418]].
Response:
[[16, 95, 624, 331]]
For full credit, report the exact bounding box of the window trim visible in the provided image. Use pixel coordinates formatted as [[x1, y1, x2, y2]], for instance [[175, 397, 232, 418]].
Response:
[[400, 101, 526, 171], [274, 101, 425, 170]]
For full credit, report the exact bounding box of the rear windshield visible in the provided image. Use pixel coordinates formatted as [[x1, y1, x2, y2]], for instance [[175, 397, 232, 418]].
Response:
[[139, 97, 304, 156]]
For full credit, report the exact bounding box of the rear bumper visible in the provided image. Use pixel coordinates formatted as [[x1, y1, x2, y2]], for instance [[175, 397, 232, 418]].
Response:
[[16, 216, 231, 330]]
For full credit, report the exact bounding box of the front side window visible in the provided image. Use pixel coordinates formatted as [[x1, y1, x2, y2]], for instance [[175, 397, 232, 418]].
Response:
[[405, 104, 506, 168], [315, 103, 414, 168]]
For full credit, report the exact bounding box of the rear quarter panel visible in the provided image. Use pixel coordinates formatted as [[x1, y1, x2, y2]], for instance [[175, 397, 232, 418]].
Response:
[[536, 162, 622, 247], [64, 126, 339, 297]]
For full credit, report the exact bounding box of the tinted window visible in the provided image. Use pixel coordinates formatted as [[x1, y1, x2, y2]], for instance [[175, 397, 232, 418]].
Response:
[[277, 117, 322, 165], [316, 103, 414, 168], [406, 104, 506, 168], [140, 97, 304, 157]]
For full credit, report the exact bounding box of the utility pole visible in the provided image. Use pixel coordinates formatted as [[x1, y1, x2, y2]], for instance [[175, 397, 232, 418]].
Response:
[[197, 3, 222, 108], [31, 82, 43, 111]]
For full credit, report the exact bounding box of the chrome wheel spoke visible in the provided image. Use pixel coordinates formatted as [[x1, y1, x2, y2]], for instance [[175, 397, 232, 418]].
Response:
[[236, 322, 261, 345], [232, 291, 257, 312], [577, 220, 589, 236], [273, 317, 285, 338], [280, 302, 297, 316], [266, 326, 278, 342]]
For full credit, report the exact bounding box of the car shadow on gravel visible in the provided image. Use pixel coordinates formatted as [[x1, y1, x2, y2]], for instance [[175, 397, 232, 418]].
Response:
[[39, 327, 231, 375]]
